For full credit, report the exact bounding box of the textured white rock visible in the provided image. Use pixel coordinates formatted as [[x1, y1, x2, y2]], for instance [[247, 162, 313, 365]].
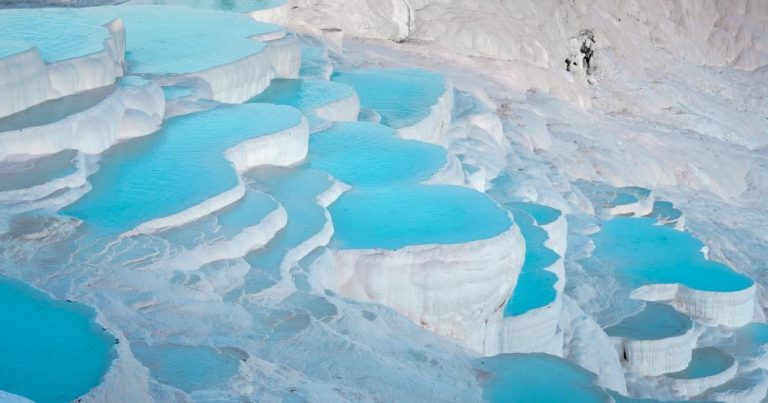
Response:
[[611, 326, 697, 376], [0, 46, 49, 120], [165, 202, 288, 272], [631, 284, 756, 328], [128, 116, 309, 236], [500, 296, 563, 355], [247, 1, 290, 25], [664, 359, 738, 398], [701, 369, 768, 403], [561, 296, 628, 394], [0, 78, 164, 161], [314, 225, 525, 355], [312, 92, 361, 123], [397, 83, 453, 146], [0, 17, 126, 120]]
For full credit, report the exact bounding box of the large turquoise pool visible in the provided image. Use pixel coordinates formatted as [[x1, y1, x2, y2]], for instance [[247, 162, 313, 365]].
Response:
[[591, 217, 753, 292], [330, 185, 511, 250], [0, 275, 114, 403], [112, 5, 280, 74]]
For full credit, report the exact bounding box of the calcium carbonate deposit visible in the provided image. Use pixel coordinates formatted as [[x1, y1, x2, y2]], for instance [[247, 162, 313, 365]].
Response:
[[0, 0, 766, 402]]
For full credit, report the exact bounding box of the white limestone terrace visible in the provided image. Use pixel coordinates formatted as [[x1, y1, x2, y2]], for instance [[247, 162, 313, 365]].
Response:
[[61, 104, 308, 237], [295, 73, 523, 355], [662, 347, 738, 399], [605, 302, 697, 376], [109, 5, 299, 103], [580, 183, 757, 328], [499, 205, 564, 356], [332, 68, 453, 146], [156, 187, 288, 272], [0, 150, 85, 204], [0, 76, 164, 161], [0, 8, 126, 119], [247, 78, 360, 131], [122, 0, 289, 25]]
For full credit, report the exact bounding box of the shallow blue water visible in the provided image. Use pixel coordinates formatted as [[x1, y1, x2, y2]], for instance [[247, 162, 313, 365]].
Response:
[[238, 167, 335, 294], [123, 0, 286, 12], [667, 347, 734, 379], [0, 84, 115, 132], [0, 275, 114, 403], [63, 104, 302, 235], [732, 323, 768, 358], [112, 5, 280, 74], [308, 122, 446, 187], [591, 217, 753, 292], [503, 201, 561, 226], [0, 150, 78, 192], [332, 69, 446, 128], [299, 44, 330, 78], [330, 184, 511, 250], [650, 201, 683, 224], [0, 39, 32, 59], [248, 78, 355, 129], [611, 192, 638, 206], [504, 209, 559, 316], [478, 353, 610, 402], [161, 85, 195, 100], [0, 8, 115, 62], [605, 302, 692, 340], [131, 343, 241, 392]]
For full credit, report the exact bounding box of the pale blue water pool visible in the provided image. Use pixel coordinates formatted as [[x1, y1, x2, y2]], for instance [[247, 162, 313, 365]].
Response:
[[605, 302, 692, 340], [477, 353, 610, 402], [0, 8, 116, 62], [63, 104, 302, 235], [122, 0, 286, 12], [0, 151, 78, 192], [308, 122, 446, 187], [161, 85, 195, 101], [732, 323, 768, 358], [0, 39, 32, 59], [236, 167, 335, 295], [650, 201, 683, 225], [0, 275, 114, 403], [131, 343, 241, 392], [504, 209, 559, 316], [667, 347, 734, 379], [591, 217, 753, 292], [330, 185, 511, 250], [0, 85, 115, 133], [248, 78, 355, 128], [299, 43, 330, 78], [111, 5, 280, 74], [503, 201, 561, 226], [611, 192, 638, 206], [332, 69, 446, 128]]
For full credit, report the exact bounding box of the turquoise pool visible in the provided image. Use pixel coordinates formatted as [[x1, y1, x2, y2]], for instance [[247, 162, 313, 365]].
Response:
[[0, 275, 114, 403], [504, 209, 559, 316], [113, 5, 280, 75], [330, 184, 511, 250], [667, 347, 734, 379], [308, 122, 446, 187], [63, 104, 303, 235], [477, 353, 610, 402], [332, 69, 446, 129], [605, 302, 692, 340], [591, 217, 753, 292]]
